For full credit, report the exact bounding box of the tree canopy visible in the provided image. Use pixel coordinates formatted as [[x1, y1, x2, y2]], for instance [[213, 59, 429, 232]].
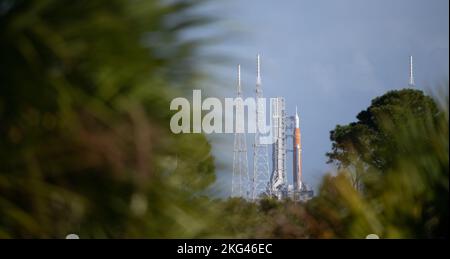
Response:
[[327, 89, 439, 171], [320, 88, 448, 238]]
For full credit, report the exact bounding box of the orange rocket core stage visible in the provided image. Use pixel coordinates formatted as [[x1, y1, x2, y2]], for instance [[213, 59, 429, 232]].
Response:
[[294, 128, 302, 190], [295, 128, 301, 146]]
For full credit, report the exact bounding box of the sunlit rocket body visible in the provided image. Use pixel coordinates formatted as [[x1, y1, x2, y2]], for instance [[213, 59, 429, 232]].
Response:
[[293, 107, 302, 191]]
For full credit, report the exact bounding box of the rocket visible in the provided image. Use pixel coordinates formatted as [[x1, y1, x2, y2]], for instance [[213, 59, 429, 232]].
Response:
[[293, 106, 302, 191]]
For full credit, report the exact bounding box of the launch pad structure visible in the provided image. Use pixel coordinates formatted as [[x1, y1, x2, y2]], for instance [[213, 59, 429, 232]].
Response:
[[269, 99, 314, 201], [231, 65, 250, 199], [232, 55, 313, 202], [232, 55, 417, 201]]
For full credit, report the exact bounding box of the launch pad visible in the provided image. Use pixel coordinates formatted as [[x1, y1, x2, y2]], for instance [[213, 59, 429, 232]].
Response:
[[232, 55, 314, 202]]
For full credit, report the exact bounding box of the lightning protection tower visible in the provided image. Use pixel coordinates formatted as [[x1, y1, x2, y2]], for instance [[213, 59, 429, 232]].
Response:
[[232, 65, 250, 198], [252, 55, 271, 200]]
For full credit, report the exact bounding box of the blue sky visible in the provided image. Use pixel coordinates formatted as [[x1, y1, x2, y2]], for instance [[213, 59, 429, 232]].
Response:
[[190, 0, 449, 196]]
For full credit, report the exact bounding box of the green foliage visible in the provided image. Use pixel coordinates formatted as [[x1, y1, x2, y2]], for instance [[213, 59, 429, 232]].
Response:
[[202, 198, 311, 238], [327, 89, 439, 171], [317, 88, 448, 238], [203, 88, 448, 239], [0, 0, 216, 238]]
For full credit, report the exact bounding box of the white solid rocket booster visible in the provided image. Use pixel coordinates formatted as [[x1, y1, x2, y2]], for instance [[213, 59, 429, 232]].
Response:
[[293, 106, 302, 191]]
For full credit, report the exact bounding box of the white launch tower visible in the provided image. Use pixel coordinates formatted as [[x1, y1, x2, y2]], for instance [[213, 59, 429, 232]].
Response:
[[269, 97, 287, 199], [231, 55, 314, 201]]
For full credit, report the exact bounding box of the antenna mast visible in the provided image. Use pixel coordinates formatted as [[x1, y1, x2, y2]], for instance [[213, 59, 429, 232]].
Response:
[[252, 55, 271, 200], [408, 55, 415, 87], [232, 65, 250, 198]]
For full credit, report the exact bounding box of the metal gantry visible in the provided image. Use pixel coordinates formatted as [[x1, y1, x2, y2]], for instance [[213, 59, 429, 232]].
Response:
[[252, 55, 271, 200], [269, 97, 288, 199], [232, 55, 314, 202], [232, 65, 250, 198]]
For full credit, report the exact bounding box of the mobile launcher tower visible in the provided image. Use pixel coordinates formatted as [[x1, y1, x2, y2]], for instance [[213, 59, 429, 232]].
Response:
[[269, 100, 314, 201], [232, 55, 313, 202]]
